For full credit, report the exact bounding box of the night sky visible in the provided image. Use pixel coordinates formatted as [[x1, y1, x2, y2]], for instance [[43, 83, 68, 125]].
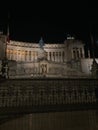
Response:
[[0, 1, 98, 56]]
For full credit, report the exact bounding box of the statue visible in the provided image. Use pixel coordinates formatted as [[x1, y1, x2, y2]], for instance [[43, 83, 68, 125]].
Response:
[[91, 59, 98, 78], [38, 37, 47, 60], [38, 48, 47, 61], [39, 37, 45, 49]]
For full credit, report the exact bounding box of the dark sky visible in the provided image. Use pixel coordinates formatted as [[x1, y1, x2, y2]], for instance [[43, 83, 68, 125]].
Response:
[[0, 1, 98, 47]]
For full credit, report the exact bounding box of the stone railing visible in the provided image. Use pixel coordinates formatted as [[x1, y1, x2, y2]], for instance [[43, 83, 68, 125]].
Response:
[[0, 78, 98, 109]]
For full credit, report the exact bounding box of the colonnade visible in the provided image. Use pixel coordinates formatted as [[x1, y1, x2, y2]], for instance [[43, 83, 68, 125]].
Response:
[[72, 48, 85, 59], [7, 49, 38, 61], [6, 49, 65, 62], [47, 51, 65, 62]]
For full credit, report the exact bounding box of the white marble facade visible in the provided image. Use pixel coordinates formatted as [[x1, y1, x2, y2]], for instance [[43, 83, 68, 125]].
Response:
[[0, 35, 98, 78], [6, 37, 85, 63]]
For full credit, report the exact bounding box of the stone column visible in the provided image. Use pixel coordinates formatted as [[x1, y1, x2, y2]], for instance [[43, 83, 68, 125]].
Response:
[[16, 50, 18, 61], [49, 52, 52, 61], [27, 51, 29, 61], [53, 52, 55, 62], [51, 52, 53, 61], [82, 47, 85, 58], [14, 50, 17, 61], [19, 51, 21, 61], [31, 51, 33, 61], [23, 51, 25, 61], [54, 51, 56, 62], [10, 50, 13, 60], [29, 51, 31, 61], [76, 49, 79, 59], [35, 51, 37, 61], [61, 51, 63, 62], [34, 51, 35, 61], [47, 52, 49, 60], [17, 50, 19, 61], [21, 51, 23, 61], [56, 52, 58, 62], [55, 52, 57, 62], [62, 51, 64, 62], [18, 50, 20, 61], [25, 51, 27, 61], [59, 52, 61, 62]]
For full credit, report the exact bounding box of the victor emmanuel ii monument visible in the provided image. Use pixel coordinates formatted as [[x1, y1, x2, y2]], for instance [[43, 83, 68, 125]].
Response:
[[0, 31, 98, 78]]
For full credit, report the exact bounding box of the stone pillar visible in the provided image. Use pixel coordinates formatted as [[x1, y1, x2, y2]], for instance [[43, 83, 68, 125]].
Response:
[[23, 51, 25, 61], [20, 50, 22, 61], [53, 52, 55, 62], [27, 51, 29, 61], [47, 52, 49, 60], [61, 51, 63, 62], [7, 49, 10, 60], [62, 51, 64, 62], [19, 50, 21, 61], [11, 50, 13, 60], [17, 50, 19, 61], [57, 52, 59, 62], [32, 51, 34, 61], [51, 52, 53, 61], [50, 52, 51, 61], [59, 52, 61, 62], [55, 52, 57, 62], [13, 50, 16, 61], [82, 47, 85, 58], [25, 51, 27, 61], [54, 51, 56, 62], [76, 49, 79, 59], [35, 51, 37, 61], [31, 51, 33, 61], [33, 51, 35, 61], [29, 51, 31, 61], [36, 51, 38, 60]]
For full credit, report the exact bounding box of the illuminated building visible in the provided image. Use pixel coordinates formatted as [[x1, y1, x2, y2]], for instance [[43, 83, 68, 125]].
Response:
[[0, 33, 98, 78]]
